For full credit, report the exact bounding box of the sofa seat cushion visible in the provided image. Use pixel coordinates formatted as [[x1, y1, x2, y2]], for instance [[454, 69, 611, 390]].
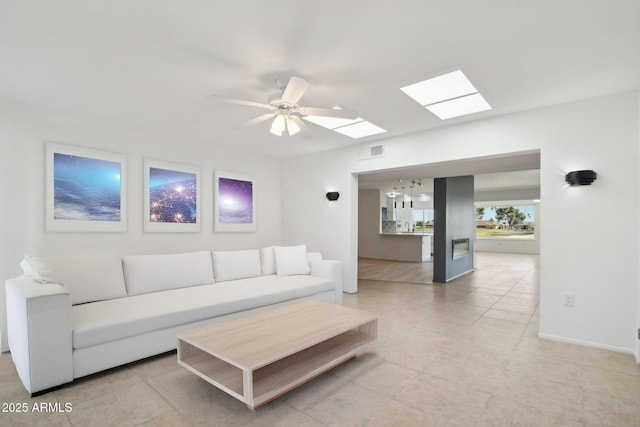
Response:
[[71, 275, 336, 349]]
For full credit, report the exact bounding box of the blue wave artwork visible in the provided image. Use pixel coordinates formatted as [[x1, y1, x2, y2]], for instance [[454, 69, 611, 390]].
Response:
[[53, 153, 122, 221], [149, 167, 197, 223], [218, 177, 253, 224]]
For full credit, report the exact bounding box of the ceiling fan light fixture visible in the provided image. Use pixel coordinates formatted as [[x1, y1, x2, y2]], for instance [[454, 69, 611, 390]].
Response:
[[285, 116, 301, 136], [214, 76, 361, 138], [270, 114, 286, 136]]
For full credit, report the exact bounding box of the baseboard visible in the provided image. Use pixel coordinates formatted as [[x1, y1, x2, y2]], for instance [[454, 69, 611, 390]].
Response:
[[538, 332, 635, 355]]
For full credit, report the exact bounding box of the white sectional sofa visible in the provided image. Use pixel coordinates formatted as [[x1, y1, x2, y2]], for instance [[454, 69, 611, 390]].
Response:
[[5, 245, 342, 395]]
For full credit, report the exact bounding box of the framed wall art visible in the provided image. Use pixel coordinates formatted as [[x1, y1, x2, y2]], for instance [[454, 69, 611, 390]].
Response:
[[214, 171, 256, 232], [45, 142, 127, 232], [144, 159, 201, 232]]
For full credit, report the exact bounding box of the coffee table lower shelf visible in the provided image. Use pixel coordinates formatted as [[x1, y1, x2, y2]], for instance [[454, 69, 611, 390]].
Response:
[[178, 327, 376, 410]]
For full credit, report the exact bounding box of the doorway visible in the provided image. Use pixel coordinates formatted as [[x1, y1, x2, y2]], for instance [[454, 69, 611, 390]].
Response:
[[355, 150, 541, 288]]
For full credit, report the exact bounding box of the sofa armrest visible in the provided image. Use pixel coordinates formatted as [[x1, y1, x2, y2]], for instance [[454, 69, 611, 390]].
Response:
[[5, 276, 73, 394], [309, 259, 343, 304]]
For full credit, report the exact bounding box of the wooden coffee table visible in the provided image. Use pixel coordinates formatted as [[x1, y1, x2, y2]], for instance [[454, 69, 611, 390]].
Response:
[[177, 300, 377, 410]]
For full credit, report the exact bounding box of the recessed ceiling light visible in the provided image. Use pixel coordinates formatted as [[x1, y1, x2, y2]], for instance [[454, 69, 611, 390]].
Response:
[[400, 69, 491, 120], [333, 121, 387, 139], [426, 93, 492, 120]]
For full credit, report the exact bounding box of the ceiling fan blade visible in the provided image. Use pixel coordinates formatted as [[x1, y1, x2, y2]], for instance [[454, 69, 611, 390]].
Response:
[[209, 95, 272, 109], [290, 115, 313, 138], [244, 113, 276, 126], [298, 106, 358, 120], [281, 77, 309, 105]]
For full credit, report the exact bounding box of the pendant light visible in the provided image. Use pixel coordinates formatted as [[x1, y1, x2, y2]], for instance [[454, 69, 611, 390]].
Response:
[[401, 187, 405, 208], [410, 186, 413, 208]]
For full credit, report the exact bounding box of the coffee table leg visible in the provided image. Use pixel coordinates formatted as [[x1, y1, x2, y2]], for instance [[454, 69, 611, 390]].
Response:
[[243, 369, 255, 410]]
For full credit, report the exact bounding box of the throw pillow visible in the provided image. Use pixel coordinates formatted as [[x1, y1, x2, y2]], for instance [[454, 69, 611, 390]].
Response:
[[260, 246, 276, 275], [273, 245, 310, 276], [20, 254, 63, 284]]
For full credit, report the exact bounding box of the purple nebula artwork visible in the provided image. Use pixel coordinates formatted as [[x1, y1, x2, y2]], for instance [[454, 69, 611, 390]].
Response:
[[53, 153, 121, 221], [218, 177, 253, 224], [149, 167, 197, 223]]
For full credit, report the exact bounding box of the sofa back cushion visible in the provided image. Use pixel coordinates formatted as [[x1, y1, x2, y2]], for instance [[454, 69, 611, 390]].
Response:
[[123, 251, 214, 296], [307, 252, 323, 264], [21, 254, 127, 305], [212, 249, 262, 282]]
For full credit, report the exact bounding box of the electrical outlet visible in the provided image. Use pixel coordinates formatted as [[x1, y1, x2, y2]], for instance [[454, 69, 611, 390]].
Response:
[[563, 292, 575, 307]]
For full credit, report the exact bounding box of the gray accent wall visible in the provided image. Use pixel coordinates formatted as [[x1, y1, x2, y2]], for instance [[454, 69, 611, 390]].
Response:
[[433, 175, 475, 282]]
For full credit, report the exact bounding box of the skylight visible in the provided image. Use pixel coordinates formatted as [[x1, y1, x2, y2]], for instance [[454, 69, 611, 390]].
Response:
[[302, 115, 361, 130], [303, 110, 386, 139], [426, 93, 491, 120], [332, 121, 386, 138], [400, 70, 491, 119]]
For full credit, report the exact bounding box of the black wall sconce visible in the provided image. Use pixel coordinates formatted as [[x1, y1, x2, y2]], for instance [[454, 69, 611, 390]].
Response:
[[565, 170, 597, 186], [326, 191, 340, 201]]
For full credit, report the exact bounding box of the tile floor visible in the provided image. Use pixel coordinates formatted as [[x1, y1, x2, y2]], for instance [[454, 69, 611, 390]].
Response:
[[1, 252, 639, 426]]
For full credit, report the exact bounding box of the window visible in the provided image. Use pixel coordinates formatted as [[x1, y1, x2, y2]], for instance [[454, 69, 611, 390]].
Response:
[[475, 204, 535, 239], [413, 209, 434, 232]]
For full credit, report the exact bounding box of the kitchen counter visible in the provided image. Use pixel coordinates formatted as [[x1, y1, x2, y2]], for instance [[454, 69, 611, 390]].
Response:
[[379, 232, 433, 236], [378, 233, 432, 261]]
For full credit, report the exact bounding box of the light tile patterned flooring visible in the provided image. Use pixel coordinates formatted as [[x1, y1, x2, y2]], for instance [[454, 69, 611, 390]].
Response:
[[1, 252, 639, 426]]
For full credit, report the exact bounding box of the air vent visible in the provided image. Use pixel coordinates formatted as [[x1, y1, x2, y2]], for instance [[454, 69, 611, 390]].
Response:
[[358, 144, 385, 160]]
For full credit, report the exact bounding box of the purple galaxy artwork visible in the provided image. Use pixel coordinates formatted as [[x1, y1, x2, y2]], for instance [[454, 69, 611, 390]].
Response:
[[218, 177, 253, 224]]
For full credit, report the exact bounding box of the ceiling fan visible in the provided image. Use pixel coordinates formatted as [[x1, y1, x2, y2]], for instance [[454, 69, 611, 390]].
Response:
[[212, 77, 358, 137]]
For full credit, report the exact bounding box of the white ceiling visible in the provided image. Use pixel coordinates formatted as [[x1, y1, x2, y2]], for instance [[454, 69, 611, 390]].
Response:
[[0, 0, 640, 157], [1, 1, 639, 161]]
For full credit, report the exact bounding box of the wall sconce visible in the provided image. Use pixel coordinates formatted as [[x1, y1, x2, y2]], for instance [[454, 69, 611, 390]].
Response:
[[326, 191, 340, 201], [565, 170, 597, 186]]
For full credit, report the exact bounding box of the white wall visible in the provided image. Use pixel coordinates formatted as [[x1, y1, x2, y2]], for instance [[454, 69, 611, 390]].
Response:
[[0, 122, 9, 353], [473, 236, 539, 254], [0, 97, 283, 351], [637, 88, 640, 363], [281, 154, 359, 292], [282, 91, 639, 353]]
